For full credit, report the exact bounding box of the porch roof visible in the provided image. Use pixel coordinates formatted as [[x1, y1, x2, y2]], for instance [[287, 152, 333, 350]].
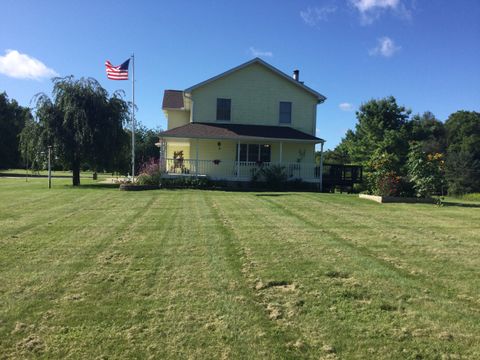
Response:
[[159, 122, 324, 143]]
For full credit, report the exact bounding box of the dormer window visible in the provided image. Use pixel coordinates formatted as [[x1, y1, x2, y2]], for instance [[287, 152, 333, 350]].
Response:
[[279, 101, 292, 124], [216, 98, 231, 121]]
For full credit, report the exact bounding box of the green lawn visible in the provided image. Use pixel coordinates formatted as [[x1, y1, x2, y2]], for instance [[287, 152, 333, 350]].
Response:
[[0, 169, 113, 179], [0, 178, 479, 359]]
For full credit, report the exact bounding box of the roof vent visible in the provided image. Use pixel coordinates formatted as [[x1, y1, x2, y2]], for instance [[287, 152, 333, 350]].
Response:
[[293, 69, 300, 81]]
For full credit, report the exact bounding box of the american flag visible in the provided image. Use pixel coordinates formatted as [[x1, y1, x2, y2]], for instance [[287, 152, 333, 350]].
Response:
[[105, 59, 130, 80]]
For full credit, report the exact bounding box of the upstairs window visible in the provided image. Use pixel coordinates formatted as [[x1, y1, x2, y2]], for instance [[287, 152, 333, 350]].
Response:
[[279, 101, 292, 124], [216, 98, 231, 121]]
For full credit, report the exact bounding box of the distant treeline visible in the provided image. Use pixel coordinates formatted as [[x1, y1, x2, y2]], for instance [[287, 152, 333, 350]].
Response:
[[317, 97, 480, 195], [0, 79, 160, 185]]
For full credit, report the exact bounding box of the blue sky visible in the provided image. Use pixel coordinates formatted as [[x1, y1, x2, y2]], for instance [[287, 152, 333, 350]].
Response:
[[1, 0, 479, 150]]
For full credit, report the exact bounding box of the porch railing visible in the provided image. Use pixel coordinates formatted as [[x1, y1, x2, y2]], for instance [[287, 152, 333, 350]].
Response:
[[162, 158, 322, 181]]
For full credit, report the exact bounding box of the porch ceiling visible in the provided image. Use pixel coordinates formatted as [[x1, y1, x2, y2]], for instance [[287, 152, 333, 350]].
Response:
[[159, 122, 324, 143]]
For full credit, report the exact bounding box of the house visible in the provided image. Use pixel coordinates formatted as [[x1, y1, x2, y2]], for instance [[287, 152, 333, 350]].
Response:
[[158, 58, 327, 187]]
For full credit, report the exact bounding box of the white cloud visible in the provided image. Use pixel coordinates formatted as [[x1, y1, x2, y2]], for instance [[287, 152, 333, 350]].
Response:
[[339, 102, 354, 111], [351, 0, 399, 12], [300, 5, 337, 26], [369, 36, 401, 57], [248, 47, 273, 58], [0, 49, 58, 80], [349, 0, 410, 24]]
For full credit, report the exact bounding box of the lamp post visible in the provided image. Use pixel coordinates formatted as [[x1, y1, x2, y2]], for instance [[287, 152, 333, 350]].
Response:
[[48, 146, 52, 189]]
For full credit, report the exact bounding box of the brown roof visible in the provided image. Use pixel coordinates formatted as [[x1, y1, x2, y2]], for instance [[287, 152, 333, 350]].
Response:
[[162, 90, 184, 109], [159, 122, 323, 142]]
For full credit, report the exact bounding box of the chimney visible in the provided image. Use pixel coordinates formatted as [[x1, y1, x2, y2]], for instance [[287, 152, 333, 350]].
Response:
[[293, 69, 300, 81]]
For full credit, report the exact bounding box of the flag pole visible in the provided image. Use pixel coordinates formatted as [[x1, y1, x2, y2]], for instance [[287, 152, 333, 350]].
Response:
[[131, 53, 135, 181]]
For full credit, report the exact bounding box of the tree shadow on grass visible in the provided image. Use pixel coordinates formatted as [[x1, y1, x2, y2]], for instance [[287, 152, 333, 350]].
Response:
[[63, 183, 120, 190], [440, 201, 480, 208], [255, 193, 292, 197]]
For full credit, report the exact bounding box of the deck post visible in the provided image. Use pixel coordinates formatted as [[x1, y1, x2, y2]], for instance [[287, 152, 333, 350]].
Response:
[[196, 139, 199, 177], [236, 141, 240, 179], [319, 141, 324, 192]]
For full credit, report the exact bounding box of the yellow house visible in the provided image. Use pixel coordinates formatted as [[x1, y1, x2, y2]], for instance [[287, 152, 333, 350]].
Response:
[[158, 58, 327, 186]]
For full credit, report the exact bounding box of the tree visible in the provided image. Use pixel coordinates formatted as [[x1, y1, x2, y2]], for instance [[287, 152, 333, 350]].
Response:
[[32, 76, 130, 185], [337, 96, 411, 170], [410, 111, 446, 154], [444, 111, 480, 194], [19, 117, 45, 172], [317, 147, 351, 165], [407, 143, 445, 198], [444, 151, 480, 195], [133, 124, 161, 168], [445, 111, 480, 159], [114, 124, 161, 175], [0, 92, 32, 169]]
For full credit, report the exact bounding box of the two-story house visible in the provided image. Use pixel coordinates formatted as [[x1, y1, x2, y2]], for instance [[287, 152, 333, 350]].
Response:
[[158, 58, 326, 185]]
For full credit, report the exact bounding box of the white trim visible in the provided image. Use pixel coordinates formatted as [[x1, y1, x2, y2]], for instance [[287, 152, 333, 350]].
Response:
[[159, 134, 324, 144]]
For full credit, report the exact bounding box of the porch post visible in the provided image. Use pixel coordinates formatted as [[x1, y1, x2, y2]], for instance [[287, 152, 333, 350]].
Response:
[[196, 139, 199, 177], [279, 142, 283, 164], [319, 141, 324, 192], [165, 141, 168, 173], [236, 141, 240, 179]]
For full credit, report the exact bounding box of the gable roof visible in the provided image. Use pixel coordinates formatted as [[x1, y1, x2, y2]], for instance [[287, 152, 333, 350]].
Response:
[[184, 58, 326, 102], [162, 90, 184, 109], [159, 122, 324, 143]]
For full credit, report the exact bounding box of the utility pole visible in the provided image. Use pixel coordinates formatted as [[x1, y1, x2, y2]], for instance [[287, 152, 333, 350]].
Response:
[[25, 143, 28, 182], [48, 146, 52, 189]]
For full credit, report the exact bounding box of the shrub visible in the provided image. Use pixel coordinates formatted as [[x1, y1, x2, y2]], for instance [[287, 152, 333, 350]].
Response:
[[366, 152, 404, 196], [159, 176, 213, 189], [407, 143, 445, 197], [250, 164, 288, 190], [137, 158, 162, 186]]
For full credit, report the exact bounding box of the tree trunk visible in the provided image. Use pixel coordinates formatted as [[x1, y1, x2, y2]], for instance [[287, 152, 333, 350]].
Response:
[[72, 159, 80, 186]]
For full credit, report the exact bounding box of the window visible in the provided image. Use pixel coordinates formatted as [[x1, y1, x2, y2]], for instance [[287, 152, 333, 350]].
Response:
[[279, 101, 292, 124], [216, 98, 231, 121], [237, 144, 271, 162], [260, 144, 271, 162], [248, 144, 259, 162]]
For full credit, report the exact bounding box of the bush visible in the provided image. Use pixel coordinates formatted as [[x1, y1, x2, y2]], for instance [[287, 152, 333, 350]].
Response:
[[407, 143, 445, 197], [366, 152, 403, 196], [250, 165, 288, 190], [137, 158, 162, 186], [159, 176, 213, 189]]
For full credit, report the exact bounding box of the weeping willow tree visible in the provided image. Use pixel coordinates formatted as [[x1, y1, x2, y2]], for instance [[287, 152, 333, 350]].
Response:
[[30, 76, 130, 185]]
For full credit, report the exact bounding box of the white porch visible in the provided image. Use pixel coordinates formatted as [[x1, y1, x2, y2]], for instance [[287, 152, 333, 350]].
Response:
[[160, 158, 322, 183]]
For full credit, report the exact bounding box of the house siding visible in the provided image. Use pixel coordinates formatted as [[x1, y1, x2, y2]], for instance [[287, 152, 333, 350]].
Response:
[[166, 139, 314, 163], [190, 63, 318, 135], [165, 110, 190, 130]]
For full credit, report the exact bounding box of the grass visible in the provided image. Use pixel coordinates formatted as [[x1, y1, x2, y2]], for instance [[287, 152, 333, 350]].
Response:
[[460, 193, 480, 202], [0, 178, 479, 359], [0, 168, 114, 179]]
